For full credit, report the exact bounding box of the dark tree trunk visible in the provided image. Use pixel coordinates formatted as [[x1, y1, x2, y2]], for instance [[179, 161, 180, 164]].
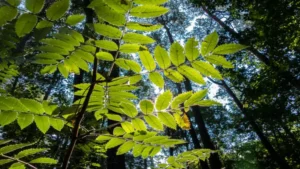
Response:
[[219, 80, 292, 169], [199, 2, 300, 90], [184, 80, 223, 169]]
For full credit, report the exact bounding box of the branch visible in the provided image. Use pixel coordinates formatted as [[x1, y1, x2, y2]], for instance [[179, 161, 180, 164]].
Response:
[[61, 57, 98, 169], [0, 154, 37, 169], [207, 77, 223, 86]]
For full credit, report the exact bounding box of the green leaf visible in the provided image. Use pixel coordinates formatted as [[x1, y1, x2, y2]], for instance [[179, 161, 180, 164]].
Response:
[[0, 143, 33, 154], [96, 52, 114, 61], [15, 14, 37, 37], [120, 103, 138, 118], [0, 6, 17, 27], [170, 42, 185, 66], [113, 127, 125, 136], [123, 33, 155, 44], [149, 146, 161, 156], [171, 91, 192, 109], [34, 116, 50, 134], [38, 46, 69, 55], [133, 0, 168, 5], [213, 44, 248, 55], [125, 60, 142, 73], [96, 135, 113, 141], [121, 121, 135, 133], [133, 144, 146, 157], [94, 23, 122, 39], [69, 54, 89, 72], [40, 38, 75, 51], [156, 90, 172, 111], [58, 63, 69, 78], [185, 38, 199, 61], [0, 111, 17, 126], [164, 69, 184, 83], [30, 157, 57, 164], [0, 159, 13, 166], [117, 141, 135, 155], [130, 5, 168, 18], [9, 162, 25, 169], [94, 5, 126, 26], [126, 22, 162, 31], [158, 112, 176, 129], [191, 61, 223, 79], [177, 65, 205, 84], [26, 0, 45, 13], [70, 30, 84, 43], [142, 146, 153, 159], [120, 44, 144, 53], [132, 118, 147, 131], [149, 72, 164, 88], [35, 53, 64, 60], [0, 140, 12, 146], [139, 100, 154, 115], [185, 89, 208, 107], [72, 50, 94, 63], [154, 45, 171, 69], [106, 113, 123, 122], [195, 100, 222, 107], [144, 115, 163, 130], [17, 113, 34, 130], [204, 55, 233, 68], [139, 51, 156, 71], [7, 0, 21, 6], [66, 14, 85, 25], [129, 75, 142, 85], [20, 98, 44, 114], [16, 148, 47, 158], [0, 97, 28, 112], [105, 138, 126, 149], [50, 118, 65, 131], [100, 0, 130, 13], [36, 20, 53, 29], [95, 40, 118, 51], [201, 31, 219, 56], [46, 0, 69, 21]]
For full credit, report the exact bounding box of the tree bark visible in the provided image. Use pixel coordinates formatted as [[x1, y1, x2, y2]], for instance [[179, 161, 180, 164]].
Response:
[[218, 80, 292, 169], [184, 80, 223, 169], [199, 2, 300, 90]]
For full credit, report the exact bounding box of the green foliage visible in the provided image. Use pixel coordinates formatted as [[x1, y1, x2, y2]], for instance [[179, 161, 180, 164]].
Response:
[[0, 0, 247, 168]]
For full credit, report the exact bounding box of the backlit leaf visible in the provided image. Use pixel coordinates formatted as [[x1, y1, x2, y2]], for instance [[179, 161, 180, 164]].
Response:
[[139, 51, 156, 71], [15, 14, 37, 37], [123, 33, 155, 44], [156, 90, 172, 110], [66, 14, 85, 25], [139, 100, 154, 115], [117, 141, 135, 155], [185, 38, 199, 61], [149, 72, 164, 88], [46, 0, 69, 21], [105, 138, 126, 149], [130, 5, 168, 18], [26, 0, 44, 13], [201, 31, 218, 56], [177, 65, 205, 84], [144, 115, 163, 130], [158, 112, 176, 129], [191, 61, 222, 79], [154, 45, 171, 69], [17, 113, 34, 130], [213, 44, 248, 55], [34, 116, 50, 134]]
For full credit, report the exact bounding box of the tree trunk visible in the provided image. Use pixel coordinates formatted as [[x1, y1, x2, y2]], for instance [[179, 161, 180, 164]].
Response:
[[184, 79, 223, 169], [199, 2, 300, 90], [219, 80, 292, 169]]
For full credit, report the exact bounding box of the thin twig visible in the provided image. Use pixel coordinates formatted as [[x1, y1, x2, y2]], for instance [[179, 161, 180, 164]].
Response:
[[0, 154, 37, 169]]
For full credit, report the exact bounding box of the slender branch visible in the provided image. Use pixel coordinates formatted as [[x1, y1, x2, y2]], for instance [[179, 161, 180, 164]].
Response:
[[0, 154, 37, 169], [61, 57, 98, 169], [207, 77, 223, 86]]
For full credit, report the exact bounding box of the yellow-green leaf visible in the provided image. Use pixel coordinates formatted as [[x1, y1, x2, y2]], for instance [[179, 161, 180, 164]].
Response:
[[177, 65, 205, 84], [185, 38, 199, 61], [191, 61, 222, 79], [201, 31, 218, 56], [132, 118, 147, 131], [126, 22, 162, 31], [144, 114, 163, 130], [121, 121, 134, 133], [94, 23, 122, 39], [117, 141, 135, 155], [46, 0, 69, 21], [158, 112, 176, 129], [139, 100, 154, 115], [96, 52, 114, 61], [170, 42, 185, 66], [154, 45, 171, 69], [34, 116, 50, 134], [130, 5, 168, 18], [139, 51, 156, 71], [95, 40, 118, 51], [149, 72, 164, 88], [17, 113, 34, 130], [155, 90, 172, 110], [213, 44, 248, 55], [66, 14, 85, 25], [123, 33, 155, 44], [204, 55, 233, 68]]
